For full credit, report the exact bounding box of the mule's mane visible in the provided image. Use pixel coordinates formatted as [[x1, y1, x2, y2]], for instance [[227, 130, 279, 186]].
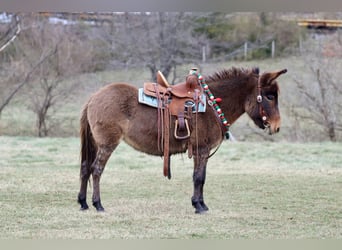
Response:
[[205, 67, 259, 84]]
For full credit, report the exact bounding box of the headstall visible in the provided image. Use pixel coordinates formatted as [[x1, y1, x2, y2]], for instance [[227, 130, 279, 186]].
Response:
[[257, 75, 269, 127]]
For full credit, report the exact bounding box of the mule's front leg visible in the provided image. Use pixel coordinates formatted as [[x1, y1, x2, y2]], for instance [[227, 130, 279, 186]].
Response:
[[191, 147, 209, 214]]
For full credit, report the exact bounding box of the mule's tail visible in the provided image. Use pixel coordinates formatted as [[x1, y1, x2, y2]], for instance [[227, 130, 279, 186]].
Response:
[[80, 104, 97, 176]]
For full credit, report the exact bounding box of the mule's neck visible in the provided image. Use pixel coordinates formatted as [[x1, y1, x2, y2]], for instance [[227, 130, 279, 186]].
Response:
[[206, 79, 255, 125]]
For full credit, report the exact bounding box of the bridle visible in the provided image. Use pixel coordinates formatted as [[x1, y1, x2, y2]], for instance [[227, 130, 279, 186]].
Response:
[[256, 75, 270, 128]]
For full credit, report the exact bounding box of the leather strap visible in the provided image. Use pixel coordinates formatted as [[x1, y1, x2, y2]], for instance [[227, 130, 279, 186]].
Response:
[[163, 96, 171, 179], [177, 112, 186, 131]]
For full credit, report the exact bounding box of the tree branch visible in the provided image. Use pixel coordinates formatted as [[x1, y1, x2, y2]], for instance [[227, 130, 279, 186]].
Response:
[[0, 46, 58, 114], [0, 14, 21, 53]]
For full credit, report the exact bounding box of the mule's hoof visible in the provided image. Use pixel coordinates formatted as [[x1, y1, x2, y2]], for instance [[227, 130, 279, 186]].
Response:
[[93, 201, 105, 212], [200, 202, 209, 211], [195, 208, 208, 214], [80, 205, 89, 211], [96, 207, 105, 212], [78, 198, 89, 210], [193, 203, 208, 214]]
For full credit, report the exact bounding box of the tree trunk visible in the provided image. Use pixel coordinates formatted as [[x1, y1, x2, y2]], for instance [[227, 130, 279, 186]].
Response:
[[328, 122, 336, 142]]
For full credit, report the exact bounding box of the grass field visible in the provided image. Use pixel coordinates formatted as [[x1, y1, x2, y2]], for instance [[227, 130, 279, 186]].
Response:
[[0, 136, 341, 239]]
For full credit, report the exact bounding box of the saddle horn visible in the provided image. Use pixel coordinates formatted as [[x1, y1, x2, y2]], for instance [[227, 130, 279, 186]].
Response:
[[157, 70, 170, 88]]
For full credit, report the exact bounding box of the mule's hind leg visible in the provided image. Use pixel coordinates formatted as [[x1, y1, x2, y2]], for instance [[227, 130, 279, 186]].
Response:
[[78, 161, 91, 210], [91, 145, 117, 211]]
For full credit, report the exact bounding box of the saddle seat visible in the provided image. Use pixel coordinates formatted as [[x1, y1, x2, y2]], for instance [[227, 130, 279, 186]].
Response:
[[143, 84, 202, 117], [145, 71, 202, 100]]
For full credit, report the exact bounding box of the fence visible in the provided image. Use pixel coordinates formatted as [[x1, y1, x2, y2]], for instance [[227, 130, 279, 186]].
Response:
[[202, 39, 277, 63]]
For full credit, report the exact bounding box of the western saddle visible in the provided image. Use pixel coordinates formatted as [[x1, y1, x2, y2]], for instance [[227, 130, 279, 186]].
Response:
[[141, 69, 204, 179]]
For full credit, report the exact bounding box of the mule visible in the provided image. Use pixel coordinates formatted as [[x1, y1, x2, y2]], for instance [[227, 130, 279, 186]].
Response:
[[77, 67, 287, 214]]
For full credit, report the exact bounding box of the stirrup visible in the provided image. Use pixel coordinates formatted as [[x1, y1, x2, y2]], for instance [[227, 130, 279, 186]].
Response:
[[174, 119, 190, 139]]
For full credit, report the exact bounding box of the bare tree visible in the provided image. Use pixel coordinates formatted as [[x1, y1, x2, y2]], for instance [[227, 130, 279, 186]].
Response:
[[0, 48, 57, 116], [109, 12, 203, 82], [0, 13, 22, 116], [0, 13, 20, 53], [26, 19, 96, 136], [291, 33, 342, 141], [1, 13, 96, 136]]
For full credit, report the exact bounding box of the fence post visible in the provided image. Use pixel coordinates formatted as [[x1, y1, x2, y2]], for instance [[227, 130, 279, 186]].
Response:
[[244, 42, 248, 60], [271, 40, 275, 58], [202, 45, 206, 63]]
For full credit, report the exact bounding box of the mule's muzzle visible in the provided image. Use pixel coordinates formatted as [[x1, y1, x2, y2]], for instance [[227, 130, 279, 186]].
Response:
[[255, 118, 280, 135], [265, 121, 280, 135]]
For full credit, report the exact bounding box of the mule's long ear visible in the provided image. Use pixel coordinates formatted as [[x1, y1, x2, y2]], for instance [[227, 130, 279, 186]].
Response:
[[261, 69, 287, 86]]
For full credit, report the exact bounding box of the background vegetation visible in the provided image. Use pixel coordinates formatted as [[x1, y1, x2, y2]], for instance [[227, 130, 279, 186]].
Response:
[[1, 12, 342, 141]]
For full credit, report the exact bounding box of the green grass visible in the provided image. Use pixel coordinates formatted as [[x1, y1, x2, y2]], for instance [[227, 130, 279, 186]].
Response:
[[0, 136, 341, 239]]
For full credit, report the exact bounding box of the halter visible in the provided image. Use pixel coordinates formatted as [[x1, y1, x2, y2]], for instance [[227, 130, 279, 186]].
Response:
[[257, 75, 269, 127]]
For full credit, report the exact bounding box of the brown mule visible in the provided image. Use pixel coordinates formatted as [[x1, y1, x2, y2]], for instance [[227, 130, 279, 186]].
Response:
[[77, 67, 287, 213]]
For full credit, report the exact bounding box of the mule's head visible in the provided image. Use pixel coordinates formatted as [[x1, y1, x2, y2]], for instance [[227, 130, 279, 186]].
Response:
[[245, 68, 287, 135]]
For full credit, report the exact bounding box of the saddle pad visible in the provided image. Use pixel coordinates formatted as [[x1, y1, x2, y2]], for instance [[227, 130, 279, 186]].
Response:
[[138, 88, 206, 113]]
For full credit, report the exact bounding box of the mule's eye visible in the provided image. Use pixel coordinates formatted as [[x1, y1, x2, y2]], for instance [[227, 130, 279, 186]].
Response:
[[265, 94, 275, 101]]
